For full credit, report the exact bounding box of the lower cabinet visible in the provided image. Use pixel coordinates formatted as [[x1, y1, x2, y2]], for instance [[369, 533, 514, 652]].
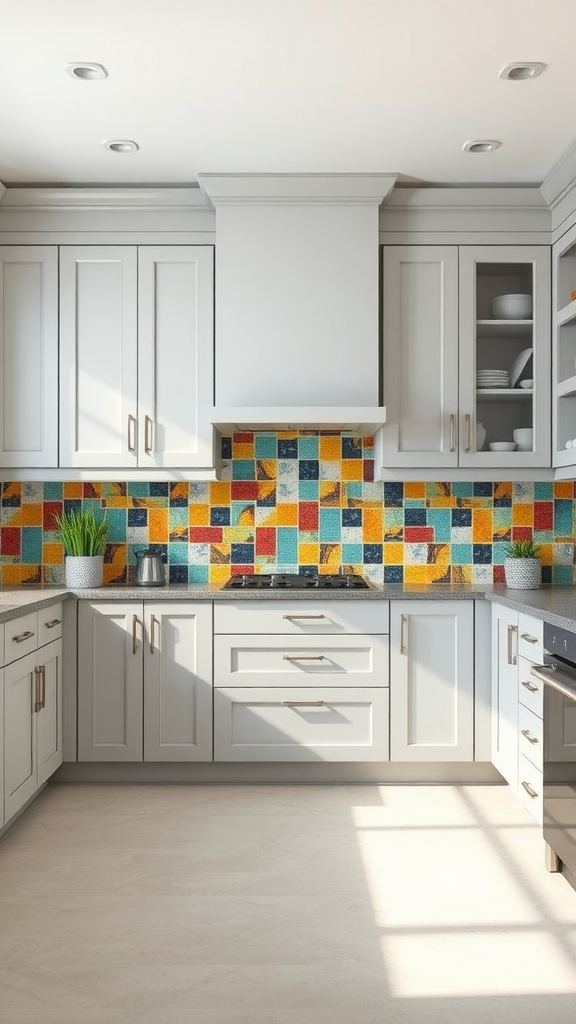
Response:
[[389, 601, 475, 761], [491, 603, 519, 788], [77, 601, 213, 762]]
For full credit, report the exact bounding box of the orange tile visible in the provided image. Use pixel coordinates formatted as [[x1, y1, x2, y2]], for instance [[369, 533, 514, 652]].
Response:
[[341, 460, 363, 481], [512, 503, 533, 527], [363, 508, 383, 543], [473, 509, 493, 542], [319, 436, 341, 460], [277, 503, 298, 526], [189, 504, 210, 526], [299, 543, 319, 564], [539, 544, 553, 565], [405, 482, 426, 499], [276, 431, 297, 439], [494, 482, 512, 500], [1, 482, 21, 501], [428, 563, 451, 583], [170, 482, 188, 500], [554, 482, 574, 498], [428, 497, 453, 508], [1, 565, 24, 585], [20, 503, 42, 526], [43, 543, 63, 565], [428, 543, 450, 565], [319, 482, 341, 505], [149, 508, 168, 543], [63, 482, 83, 498], [384, 543, 404, 565], [210, 482, 231, 505], [257, 460, 277, 481]]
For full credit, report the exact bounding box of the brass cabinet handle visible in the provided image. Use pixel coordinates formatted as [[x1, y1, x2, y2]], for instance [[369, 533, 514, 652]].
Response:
[[33, 667, 42, 713], [149, 615, 157, 654], [521, 680, 539, 693], [449, 413, 456, 453], [132, 614, 139, 655], [282, 700, 325, 707], [13, 630, 35, 643], [282, 614, 328, 620], [520, 633, 539, 644], [521, 728, 539, 745], [507, 624, 518, 666], [144, 415, 153, 454], [521, 780, 539, 799], [44, 618, 61, 629], [127, 414, 137, 453], [282, 654, 326, 662], [465, 414, 471, 453], [400, 614, 408, 655]]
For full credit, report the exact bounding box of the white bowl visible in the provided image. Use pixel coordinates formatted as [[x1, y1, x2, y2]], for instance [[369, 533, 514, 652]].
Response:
[[491, 293, 533, 319], [519, 379, 533, 389], [489, 441, 517, 452]]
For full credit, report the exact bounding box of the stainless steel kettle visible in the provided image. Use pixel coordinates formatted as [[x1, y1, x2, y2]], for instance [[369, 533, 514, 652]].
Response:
[[135, 549, 166, 587]]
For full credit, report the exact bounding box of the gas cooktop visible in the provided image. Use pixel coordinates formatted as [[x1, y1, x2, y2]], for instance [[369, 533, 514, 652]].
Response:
[[222, 573, 370, 590]]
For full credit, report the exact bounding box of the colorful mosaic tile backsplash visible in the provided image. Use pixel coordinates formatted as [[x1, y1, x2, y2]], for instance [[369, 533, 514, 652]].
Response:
[[1, 432, 575, 587]]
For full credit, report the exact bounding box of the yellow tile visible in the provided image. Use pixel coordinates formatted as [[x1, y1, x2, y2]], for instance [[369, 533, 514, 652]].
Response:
[[473, 509, 493, 542], [404, 565, 429, 584], [384, 543, 404, 565], [404, 482, 426, 499], [1, 565, 24, 585], [224, 527, 254, 543], [429, 543, 450, 565], [257, 460, 277, 481], [149, 508, 168, 542], [209, 564, 232, 583], [494, 482, 512, 500], [427, 497, 453, 507], [43, 543, 63, 565], [512, 503, 533, 527], [341, 460, 363, 481], [189, 504, 210, 526], [277, 503, 298, 526], [237, 506, 255, 527], [210, 482, 231, 505], [539, 543, 553, 565], [257, 482, 276, 503], [319, 544, 342, 568], [363, 508, 383, 543], [232, 443, 254, 460], [277, 431, 297, 439], [20, 503, 42, 526], [319, 436, 341, 460], [319, 481, 341, 505], [428, 563, 451, 583], [452, 565, 472, 584], [299, 543, 319, 564]]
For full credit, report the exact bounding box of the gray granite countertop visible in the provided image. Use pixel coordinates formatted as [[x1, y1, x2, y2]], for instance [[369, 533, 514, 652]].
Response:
[[1, 582, 576, 632]]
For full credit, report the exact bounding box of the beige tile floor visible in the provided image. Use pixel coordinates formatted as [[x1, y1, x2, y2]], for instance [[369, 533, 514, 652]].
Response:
[[1, 782, 576, 1023]]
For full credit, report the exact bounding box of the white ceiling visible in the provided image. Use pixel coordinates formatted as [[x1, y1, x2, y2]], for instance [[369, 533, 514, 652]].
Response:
[[1, 0, 574, 189]]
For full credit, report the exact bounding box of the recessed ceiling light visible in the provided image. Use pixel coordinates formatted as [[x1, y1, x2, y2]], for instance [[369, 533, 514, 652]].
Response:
[[103, 139, 140, 153], [499, 62, 546, 81], [65, 62, 108, 80], [462, 139, 501, 154]]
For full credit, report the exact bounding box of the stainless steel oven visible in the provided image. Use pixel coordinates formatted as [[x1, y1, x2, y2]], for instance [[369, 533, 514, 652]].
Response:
[[531, 622, 576, 888]]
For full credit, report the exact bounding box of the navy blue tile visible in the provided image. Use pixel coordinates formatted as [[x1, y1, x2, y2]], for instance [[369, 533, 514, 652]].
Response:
[[148, 544, 168, 561], [384, 566, 404, 583], [363, 544, 383, 564], [341, 437, 362, 459], [221, 436, 232, 460], [150, 482, 169, 497], [542, 565, 552, 584], [299, 565, 317, 576], [451, 508, 472, 527], [64, 499, 82, 515], [299, 460, 319, 480], [342, 508, 362, 527], [169, 496, 188, 507], [128, 508, 148, 527], [405, 508, 427, 526], [169, 565, 188, 584], [231, 543, 254, 564], [494, 496, 512, 507], [473, 483, 493, 497], [210, 506, 231, 526], [278, 439, 298, 459], [473, 544, 492, 564], [384, 482, 404, 506]]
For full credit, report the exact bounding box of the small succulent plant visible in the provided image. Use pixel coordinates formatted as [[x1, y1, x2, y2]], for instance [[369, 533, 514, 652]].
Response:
[[506, 539, 541, 560], [53, 507, 108, 557]]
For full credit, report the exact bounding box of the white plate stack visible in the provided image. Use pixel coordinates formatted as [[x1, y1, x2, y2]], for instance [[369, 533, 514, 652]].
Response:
[[476, 369, 510, 390]]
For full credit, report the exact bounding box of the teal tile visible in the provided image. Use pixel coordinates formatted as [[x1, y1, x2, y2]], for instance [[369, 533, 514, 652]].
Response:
[[342, 543, 363, 563], [298, 436, 319, 459], [552, 564, 574, 584], [43, 482, 62, 500], [169, 507, 188, 530], [277, 527, 298, 564], [255, 434, 277, 459], [319, 508, 341, 542], [299, 481, 319, 500], [231, 501, 255, 526], [22, 527, 42, 563], [169, 543, 189, 565], [452, 483, 474, 498], [127, 482, 149, 498], [534, 482, 553, 500], [492, 542, 509, 565], [189, 565, 208, 583], [554, 499, 574, 537], [232, 460, 255, 480], [345, 483, 363, 500], [427, 508, 451, 542], [451, 544, 472, 564], [103, 508, 126, 542]]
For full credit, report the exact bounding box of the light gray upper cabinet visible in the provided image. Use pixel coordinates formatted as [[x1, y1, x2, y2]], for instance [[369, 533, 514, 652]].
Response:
[[0, 246, 58, 468], [378, 244, 551, 475], [59, 245, 214, 470]]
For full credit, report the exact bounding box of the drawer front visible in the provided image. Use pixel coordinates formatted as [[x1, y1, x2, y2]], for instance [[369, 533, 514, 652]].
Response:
[[4, 612, 38, 663], [214, 600, 389, 635], [518, 703, 544, 771], [38, 603, 63, 646], [518, 614, 544, 662], [215, 634, 389, 688], [214, 686, 389, 761], [517, 753, 543, 825], [518, 656, 544, 717]]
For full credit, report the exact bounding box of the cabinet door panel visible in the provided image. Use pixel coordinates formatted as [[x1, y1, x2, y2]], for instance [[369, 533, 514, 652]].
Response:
[[37, 639, 63, 787], [144, 602, 213, 761], [138, 247, 214, 468], [381, 246, 459, 468], [0, 247, 58, 467], [77, 602, 143, 761], [4, 652, 37, 820], [59, 246, 138, 468], [491, 603, 519, 788], [390, 601, 474, 761]]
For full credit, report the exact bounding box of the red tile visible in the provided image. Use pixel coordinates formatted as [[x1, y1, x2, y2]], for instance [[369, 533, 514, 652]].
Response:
[[534, 502, 553, 531], [189, 526, 223, 543], [512, 527, 532, 542], [299, 502, 319, 530], [43, 501, 63, 531], [231, 482, 259, 500], [405, 526, 434, 543], [1, 528, 20, 556], [233, 432, 254, 444], [231, 564, 253, 575], [256, 527, 276, 556], [493, 565, 506, 583], [363, 460, 374, 482]]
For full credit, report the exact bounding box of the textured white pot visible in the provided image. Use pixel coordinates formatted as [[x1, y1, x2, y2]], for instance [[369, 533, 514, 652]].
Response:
[[504, 557, 541, 590], [65, 555, 104, 588]]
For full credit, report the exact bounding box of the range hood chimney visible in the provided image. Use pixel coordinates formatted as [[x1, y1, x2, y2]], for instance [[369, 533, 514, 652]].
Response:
[[199, 173, 396, 433]]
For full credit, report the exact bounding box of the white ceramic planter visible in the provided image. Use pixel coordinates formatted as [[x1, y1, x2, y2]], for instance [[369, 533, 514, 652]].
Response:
[[504, 557, 541, 590], [65, 555, 104, 588]]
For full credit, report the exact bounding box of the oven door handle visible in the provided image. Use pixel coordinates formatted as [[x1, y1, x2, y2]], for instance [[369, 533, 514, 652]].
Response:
[[530, 663, 576, 703]]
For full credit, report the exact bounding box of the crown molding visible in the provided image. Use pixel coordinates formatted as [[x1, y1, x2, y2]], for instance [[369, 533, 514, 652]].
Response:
[[540, 139, 576, 209], [198, 173, 397, 208], [0, 186, 208, 210], [380, 186, 551, 242]]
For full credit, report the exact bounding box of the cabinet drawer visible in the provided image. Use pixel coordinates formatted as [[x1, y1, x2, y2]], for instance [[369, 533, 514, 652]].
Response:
[[518, 703, 543, 771], [214, 601, 389, 635], [4, 613, 38, 663], [214, 687, 389, 761], [215, 634, 389, 688], [38, 603, 63, 646], [518, 614, 544, 662], [517, 753, 543, 825], [518, 656, 544, 717]]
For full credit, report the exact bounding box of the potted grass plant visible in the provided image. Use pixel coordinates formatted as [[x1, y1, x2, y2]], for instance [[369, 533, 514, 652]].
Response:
[[54, 507, 108, 588], [504, 539, 542, 590]]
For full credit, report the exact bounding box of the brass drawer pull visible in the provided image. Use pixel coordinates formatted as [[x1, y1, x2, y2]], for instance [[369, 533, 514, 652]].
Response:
[[521, 781, 539, 799], [44, 618, 61, 629], [521, 680, 539, 693], [13, 630, 35, 643], [282, 614, 328, 620], [283, 655, 326, 662], [282, 700, 325, 707], [521, 729, 539, 745], [521, 633, 539, 644]]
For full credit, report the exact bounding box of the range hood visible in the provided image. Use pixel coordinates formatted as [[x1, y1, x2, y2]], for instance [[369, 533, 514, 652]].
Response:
[[199, 174, 396, 433]]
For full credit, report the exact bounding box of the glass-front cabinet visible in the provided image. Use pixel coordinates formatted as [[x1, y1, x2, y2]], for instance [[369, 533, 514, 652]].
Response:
[[552, 221, 576, 470]]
